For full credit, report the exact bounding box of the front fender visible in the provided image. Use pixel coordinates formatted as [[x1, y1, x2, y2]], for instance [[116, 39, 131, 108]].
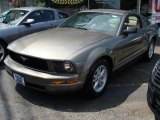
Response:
[[0, 35, 7, 45], [78, 47, 113, 83]]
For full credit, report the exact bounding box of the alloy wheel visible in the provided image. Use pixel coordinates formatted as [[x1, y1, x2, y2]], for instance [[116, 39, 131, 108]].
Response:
[[92, 65, 108, 93], [148, 42, 154, 59], [0, 43, 5, 62]]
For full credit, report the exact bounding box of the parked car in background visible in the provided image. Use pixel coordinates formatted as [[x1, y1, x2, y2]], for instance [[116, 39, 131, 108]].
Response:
[[148, 59, 160, 120], [0, 7, 69, 63], [4, 9, 159, 98]]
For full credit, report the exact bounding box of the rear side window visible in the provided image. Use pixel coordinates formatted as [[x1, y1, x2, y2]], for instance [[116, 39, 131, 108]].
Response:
[[42, 10, 55, 21], [58, 12, 69, 19], [141, 16, 151, 26]]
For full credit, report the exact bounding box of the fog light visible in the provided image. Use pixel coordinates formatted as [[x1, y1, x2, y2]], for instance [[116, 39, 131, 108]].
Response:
[[64, 62, 74, 72], [50, 80, 77, 84]]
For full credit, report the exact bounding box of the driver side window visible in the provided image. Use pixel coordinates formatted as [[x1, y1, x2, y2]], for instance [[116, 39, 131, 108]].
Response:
[[23, 10, 43, 24], [124, 16, 141, 30]]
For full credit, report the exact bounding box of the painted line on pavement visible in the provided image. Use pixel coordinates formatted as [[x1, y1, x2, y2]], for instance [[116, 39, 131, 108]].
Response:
[[133, 68, 150, 74], [108, 83, 148, 88]]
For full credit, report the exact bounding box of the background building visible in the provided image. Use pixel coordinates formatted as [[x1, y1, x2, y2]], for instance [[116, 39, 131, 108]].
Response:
[[0, 0, 49, 13], [0, 0, 148, 13], [0, 0, 153, 19], [0, 0, 9, 13]]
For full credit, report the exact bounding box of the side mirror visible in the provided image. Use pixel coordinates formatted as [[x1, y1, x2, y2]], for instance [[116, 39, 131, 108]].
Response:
[[123, 26, 137, 36], [0, 17, 3, 22], [0, 15, 4, 22], [23, 19, 34, 25]]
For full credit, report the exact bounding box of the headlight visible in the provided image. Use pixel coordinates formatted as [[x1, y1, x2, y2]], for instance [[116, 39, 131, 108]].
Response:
[[53, 61, 76, 74], [64, 62, 74, 73]]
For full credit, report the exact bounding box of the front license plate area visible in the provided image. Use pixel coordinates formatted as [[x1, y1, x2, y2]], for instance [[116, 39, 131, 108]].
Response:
[[13, 73, 25, 86]]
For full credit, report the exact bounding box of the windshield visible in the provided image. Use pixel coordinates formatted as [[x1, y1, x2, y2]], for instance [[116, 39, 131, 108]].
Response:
[[60, 12, 122, 35], [0, 10, 29, 25]]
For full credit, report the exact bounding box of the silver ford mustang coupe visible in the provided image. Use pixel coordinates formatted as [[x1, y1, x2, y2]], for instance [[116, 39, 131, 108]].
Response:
[[0, 7, 69, 63], [4, 9, 159, 98]]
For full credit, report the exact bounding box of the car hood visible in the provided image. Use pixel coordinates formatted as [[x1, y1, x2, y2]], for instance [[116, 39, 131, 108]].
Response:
[[8, 28, 114, 60], [0, 23, 11, 28]]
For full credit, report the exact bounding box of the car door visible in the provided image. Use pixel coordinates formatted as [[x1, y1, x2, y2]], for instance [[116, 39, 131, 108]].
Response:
[[2, 26, 20, 43], [115, 15, 145, 66], [19, 10, 50, 37], [42, 10, 57, 28]]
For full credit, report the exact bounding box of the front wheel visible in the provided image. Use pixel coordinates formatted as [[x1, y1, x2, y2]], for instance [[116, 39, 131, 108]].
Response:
[[84, 59, 111, 98], [0, 42, 7, 64], [144, 40, 155, 61]]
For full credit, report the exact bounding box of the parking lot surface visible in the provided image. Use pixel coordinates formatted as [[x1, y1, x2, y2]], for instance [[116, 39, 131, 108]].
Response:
[[1, 42, 160, 120]]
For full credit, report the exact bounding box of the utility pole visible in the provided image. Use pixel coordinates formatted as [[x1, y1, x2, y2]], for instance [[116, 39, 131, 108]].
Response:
[[88, 0, 89, 9], [137, 0, 141, 14]]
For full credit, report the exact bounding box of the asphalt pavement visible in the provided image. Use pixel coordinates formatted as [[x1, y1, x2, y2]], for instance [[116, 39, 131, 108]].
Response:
[[1, 42, 160, 120]]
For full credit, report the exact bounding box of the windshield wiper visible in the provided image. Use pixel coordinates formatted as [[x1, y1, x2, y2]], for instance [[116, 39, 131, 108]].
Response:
[[74, 27, 88, 30], [60, 26, 88, 30], [7, 22, 12, 25], [2, 20, 8, 24]]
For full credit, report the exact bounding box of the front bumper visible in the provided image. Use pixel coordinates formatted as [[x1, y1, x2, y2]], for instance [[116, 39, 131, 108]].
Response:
[[4, 56, 83, 92], [147, 83, 160, 118]]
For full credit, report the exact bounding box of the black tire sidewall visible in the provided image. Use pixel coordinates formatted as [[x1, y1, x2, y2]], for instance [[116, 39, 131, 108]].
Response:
[[0, 41, 7, 64], [84, 59, 111, 98], [145, 41, 155, 61]]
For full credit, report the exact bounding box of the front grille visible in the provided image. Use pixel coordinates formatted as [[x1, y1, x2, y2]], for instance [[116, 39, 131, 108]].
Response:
[[152, 60, 160, 88], [25, 82, 46, 90], [9, 51, 49, 71]]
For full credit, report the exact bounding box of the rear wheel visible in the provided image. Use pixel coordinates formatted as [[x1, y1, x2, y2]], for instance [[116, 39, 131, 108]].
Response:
[[84, 59, 111, 98], [144, 40, 155, 61], [0, 41, 7, 64]]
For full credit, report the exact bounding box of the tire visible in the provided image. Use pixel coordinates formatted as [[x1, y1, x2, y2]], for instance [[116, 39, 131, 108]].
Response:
[[84, 59, 111, 98], [0, 41, 7, 64], [144, 40, 155, 61]]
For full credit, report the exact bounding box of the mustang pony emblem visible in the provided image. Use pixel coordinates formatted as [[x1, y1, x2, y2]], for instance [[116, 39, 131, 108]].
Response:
[[20, 56, 28, 62]]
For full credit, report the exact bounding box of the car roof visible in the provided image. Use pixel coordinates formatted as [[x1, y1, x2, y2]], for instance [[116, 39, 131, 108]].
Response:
[[9, 7, 68, 14], [80, 9, 130, 15]]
